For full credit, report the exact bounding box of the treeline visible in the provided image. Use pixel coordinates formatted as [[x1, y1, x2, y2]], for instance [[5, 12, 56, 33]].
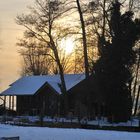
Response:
[[16, 0, 140, 121]]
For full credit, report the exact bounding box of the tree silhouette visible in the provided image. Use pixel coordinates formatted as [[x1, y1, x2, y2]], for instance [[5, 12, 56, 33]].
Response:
[[76, 0, 89, 78], [16, 0, 70, 115], [93, 0, 140, 122]]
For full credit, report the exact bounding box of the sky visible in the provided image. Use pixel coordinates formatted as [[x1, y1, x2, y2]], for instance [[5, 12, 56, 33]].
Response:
[[0, 0, 34, 91]]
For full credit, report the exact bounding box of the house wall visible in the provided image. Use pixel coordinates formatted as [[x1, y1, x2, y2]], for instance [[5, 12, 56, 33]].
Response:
[[68, 76, 105, 119], [16, 85, 59, 116]]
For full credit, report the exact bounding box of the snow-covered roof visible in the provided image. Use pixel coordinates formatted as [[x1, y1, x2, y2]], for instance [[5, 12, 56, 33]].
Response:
[[0, 74, 85, 96]]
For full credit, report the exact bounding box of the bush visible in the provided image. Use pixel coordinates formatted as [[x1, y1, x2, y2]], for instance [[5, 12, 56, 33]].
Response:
[[18, 117, 30, 123]]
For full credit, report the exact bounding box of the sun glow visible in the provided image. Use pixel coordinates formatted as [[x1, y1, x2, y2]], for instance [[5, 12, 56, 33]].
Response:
[[61, 37, 75, 54]]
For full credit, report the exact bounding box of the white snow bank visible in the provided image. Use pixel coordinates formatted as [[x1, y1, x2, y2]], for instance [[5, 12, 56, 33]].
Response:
[[0, 124, 140, 140]]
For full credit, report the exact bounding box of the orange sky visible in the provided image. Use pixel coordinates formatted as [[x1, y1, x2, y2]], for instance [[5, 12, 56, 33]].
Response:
[[0, 0, 34, 91]]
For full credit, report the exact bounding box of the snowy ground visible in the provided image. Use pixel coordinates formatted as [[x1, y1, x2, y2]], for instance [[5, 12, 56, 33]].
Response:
[[0, 124, 140, 140], [1, 116, 139, 127]]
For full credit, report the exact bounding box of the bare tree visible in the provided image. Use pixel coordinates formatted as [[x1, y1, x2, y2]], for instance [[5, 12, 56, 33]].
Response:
[[128, 0, 140, 12], [16, 0, 72, 114], [18, 38, 55, 76], [76, 0, 89, 78]]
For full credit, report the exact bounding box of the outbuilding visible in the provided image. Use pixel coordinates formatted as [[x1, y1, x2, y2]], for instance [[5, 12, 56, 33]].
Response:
[[0, 74, 85, 116]]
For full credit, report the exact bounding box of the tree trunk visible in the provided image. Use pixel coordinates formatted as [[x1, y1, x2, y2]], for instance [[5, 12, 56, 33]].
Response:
[[102, 0, 106, 37], [133, 85, 140, 116], [76, 0, 89, 78], [132, 49, 140, 109], [50, 36, 68, 116]]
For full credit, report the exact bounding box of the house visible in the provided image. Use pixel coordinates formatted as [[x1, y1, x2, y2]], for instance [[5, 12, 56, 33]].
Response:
[[0, 74, 85, 116], [0, 74, 132, 122]]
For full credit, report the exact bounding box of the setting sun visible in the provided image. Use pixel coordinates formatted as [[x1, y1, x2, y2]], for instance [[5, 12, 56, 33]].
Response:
[[61, 37, 75, 54]]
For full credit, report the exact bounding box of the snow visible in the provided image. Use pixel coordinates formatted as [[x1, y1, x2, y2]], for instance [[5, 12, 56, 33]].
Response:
[[0, 124, 140, 140], [0, 78, 47, 95], [1, 115, 139, 129], [87, 117, 139, 127], [0, 74, 85, 95]]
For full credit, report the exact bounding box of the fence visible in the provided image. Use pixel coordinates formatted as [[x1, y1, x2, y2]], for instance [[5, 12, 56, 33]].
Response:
[[0, 137, 19, 140]]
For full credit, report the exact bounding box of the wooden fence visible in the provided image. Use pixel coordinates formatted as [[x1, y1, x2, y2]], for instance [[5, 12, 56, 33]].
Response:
[[0, 136, 19, 140]]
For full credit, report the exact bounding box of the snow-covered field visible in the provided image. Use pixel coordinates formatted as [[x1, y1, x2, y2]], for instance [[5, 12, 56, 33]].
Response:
[[0, 124, 140, 140]]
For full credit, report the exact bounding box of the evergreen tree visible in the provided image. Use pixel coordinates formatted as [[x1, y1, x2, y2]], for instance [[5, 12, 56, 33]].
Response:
[[93, 0, 140, 122]]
